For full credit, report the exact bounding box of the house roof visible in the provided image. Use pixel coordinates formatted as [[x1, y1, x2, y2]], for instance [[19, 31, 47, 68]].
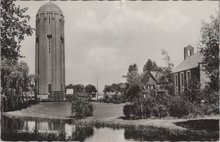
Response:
[[142, 71, 163, 85], [173, 53, 203, 73]]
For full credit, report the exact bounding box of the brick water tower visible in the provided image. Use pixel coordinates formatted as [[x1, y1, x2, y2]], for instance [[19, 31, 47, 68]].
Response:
[[35, 2, 65, 101]]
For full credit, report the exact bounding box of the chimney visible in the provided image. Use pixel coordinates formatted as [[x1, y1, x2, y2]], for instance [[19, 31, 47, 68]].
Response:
[[184, 45, 194, 60]]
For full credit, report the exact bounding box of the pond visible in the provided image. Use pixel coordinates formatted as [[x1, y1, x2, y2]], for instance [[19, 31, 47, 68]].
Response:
[[1, 116, 219, 141]]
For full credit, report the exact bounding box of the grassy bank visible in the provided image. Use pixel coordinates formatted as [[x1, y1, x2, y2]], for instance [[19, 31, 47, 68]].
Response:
[[3, 102, 220, 131]]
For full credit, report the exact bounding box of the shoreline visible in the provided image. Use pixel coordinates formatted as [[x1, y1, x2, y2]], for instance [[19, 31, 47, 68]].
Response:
[[3, 110, 219, 132]]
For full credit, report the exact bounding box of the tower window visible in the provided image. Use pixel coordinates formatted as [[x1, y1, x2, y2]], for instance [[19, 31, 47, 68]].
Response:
[[49, 38, 51, 53], [49, 15, 51, 23], [48, 84, 51, 93], [36, 36, 39, 43]]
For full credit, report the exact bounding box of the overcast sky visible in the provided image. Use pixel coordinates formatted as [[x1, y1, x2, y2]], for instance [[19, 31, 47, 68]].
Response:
[[16, 1, 218, 92]]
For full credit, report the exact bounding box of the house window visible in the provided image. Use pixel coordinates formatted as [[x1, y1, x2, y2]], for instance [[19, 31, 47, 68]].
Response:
[[186, 70, 191, 86], [187, 49, 191, 56], [174, 73, 178, 94], [180, 72, 184, 93]]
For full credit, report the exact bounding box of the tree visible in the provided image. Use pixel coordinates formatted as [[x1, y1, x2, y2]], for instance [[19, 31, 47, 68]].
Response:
[[1, 0, 33, 60], [159, 49, 174, 95], [199, 14, 219, 92], [85, 84, 97, 93], [1, 59, 31, 111], [28, 74, 38, 101], [126, 64, 140, 86], [143, 59, 158, 72], [73, 84, 85, 94]]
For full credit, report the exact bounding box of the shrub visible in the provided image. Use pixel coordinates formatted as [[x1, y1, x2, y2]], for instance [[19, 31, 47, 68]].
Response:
[[123, 104, 135, 119], [169, 96, 193, 118], [67, 94, 94, 119]]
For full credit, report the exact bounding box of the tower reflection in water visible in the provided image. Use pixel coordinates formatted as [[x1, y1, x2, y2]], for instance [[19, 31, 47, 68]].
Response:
[[1, 116, 94, 141]]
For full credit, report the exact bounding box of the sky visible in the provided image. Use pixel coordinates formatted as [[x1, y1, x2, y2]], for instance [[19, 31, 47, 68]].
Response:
[[15, 1, 218, 92]]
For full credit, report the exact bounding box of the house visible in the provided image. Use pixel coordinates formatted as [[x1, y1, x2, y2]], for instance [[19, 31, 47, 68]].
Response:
[[172, 45, 209, 95], [142, 71, 167, 95]]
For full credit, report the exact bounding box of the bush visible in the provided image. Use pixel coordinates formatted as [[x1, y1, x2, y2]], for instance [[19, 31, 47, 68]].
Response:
[[168, 96, 193, 118], [123, 104, 135, 119], [67, 94, 94, 119]]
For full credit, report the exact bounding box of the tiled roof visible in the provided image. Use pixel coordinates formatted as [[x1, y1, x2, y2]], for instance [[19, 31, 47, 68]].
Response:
[[173, 53, 203, 73]]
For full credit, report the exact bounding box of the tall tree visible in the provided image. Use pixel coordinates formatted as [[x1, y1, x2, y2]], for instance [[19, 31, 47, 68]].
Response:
[[73, 84, 85, 94], [199, 14, 219, 92], [143, 59, 158, 72], [126, 64, 140, 86], [1, 59, 30, 111], [161, 49, 174, 69], [1, 0, 33, 60], [85, 84, 97, 93]]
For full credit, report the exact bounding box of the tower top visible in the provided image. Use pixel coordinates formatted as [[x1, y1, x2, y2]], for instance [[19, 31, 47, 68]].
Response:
[[37, 1, 63, 15]]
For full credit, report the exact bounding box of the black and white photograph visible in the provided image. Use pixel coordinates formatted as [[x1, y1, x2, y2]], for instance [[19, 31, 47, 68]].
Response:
[[1, 0, 219, 141]]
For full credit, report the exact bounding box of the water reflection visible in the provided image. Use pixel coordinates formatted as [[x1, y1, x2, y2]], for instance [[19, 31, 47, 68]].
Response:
[[1, 116, 94, 141], [1, 116, 219, 141]]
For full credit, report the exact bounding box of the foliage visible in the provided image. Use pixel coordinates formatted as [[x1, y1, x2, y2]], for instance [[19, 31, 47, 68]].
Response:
[[101, 93, 126, 104], [73, 84, 85, 94], [123, 104, 135, 119], [161, 49, 174, 69], [143, 59, 159, 72], [199, 13, 219, 92], [103, 83, 126, 94], [66, 94, 93, 119], [168, 96, 193, 118], [1, 59, 37, 112], [85, 84, 97, 93], [183, 77, 201, 103], [1, 0, 33, 60], [126, 64, 140, 86], [151, 105, 169, 118]]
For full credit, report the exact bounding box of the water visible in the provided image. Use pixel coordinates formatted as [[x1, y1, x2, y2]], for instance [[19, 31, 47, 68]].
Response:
[[1, 116, 219, 141], [1, 116, 133, 141]]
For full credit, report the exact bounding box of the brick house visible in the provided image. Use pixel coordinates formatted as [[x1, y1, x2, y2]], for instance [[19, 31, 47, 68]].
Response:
[[172, 45, 208, 95], [142, 71, 167, 95]]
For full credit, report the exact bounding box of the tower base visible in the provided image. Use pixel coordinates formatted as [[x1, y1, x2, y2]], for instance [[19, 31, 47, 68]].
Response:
[[48, 91, 65, 102]]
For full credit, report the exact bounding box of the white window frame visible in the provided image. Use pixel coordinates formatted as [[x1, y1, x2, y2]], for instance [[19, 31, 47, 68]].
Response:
[[186, 70, 191, 86], [174, 73, 178, 94], [180, 72, 184, 93]]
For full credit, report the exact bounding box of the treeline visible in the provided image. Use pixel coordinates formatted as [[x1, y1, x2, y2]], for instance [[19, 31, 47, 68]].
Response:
[[1, 0, 35, 112]]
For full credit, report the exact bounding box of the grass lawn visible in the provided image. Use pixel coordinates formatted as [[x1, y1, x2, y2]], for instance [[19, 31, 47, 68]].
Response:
[[3, 102, 125, 120]]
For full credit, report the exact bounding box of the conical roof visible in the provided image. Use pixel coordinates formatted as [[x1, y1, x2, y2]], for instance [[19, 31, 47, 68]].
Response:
[[37, 2, 63, 15]]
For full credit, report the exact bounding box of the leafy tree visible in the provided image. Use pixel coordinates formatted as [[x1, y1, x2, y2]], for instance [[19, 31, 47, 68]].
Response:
[[73, 84, 85, 94], [126, 64, 140, 86], [184, 77, 201, 103], [143, 59, 158, 72], [158, 49, 175, 95], [199, 14, 219, 92], [161, 49, 174, 69], [85, 84, 97, 93], [1, 59, 32, 111], [1, 0, 33, 60]]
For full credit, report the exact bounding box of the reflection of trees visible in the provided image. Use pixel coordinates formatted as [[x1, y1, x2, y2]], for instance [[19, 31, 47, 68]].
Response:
[[68, 125, 94, 141], [2, 116, 94, 141], [2, 116, 25, 133]]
